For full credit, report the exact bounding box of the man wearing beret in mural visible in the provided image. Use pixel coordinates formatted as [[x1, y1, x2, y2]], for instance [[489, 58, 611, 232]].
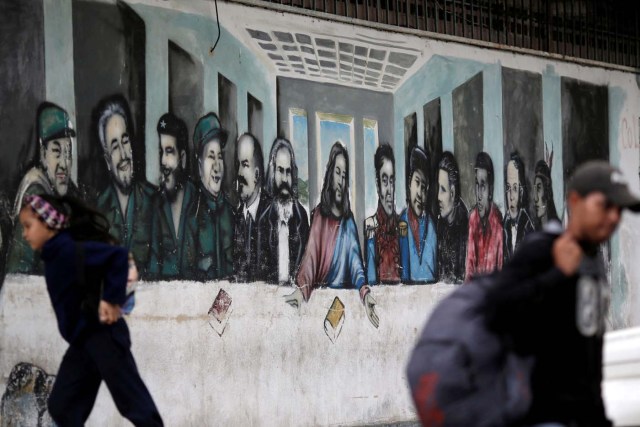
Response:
[[95, 95, 155, 276], [364, 143, 401, 285], [285, 141, 379, 328], [436, 151, 469, 284], [257, 137, 309, 284], [148, 113, 197, 279], [503, 152, 534, 262], [465, 151, 504, 281], [399, 146, 437, 283], [233, 133, 270, 282], [184, 112, 234, 281], [7, 102, 82, 274]]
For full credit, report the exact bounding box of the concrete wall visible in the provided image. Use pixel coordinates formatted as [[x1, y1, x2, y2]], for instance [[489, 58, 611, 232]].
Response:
[[2, 0, 640, 425]]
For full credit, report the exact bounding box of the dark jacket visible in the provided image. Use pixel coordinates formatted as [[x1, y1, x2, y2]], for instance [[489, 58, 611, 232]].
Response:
[[485, 231, 612, 426], [96, 181, 155, 276], [436, 200, 469, 284], [148, 180, 197, 279], [503, 208, 534, 262], [185, 187, 235, 281], [40, 230, 128, 343], [256, 199, 309, 283], [233, 190, 270, 282]]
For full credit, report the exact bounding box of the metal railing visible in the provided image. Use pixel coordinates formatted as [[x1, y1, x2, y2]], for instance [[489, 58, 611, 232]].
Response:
[[261, 0, 640, 68]]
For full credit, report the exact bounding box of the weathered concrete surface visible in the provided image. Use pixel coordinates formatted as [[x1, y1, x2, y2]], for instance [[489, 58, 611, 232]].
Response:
[[0, 275, 455, 426]]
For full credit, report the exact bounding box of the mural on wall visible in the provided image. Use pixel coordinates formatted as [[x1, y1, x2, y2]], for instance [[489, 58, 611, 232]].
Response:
[[0, 0, 623, 316]]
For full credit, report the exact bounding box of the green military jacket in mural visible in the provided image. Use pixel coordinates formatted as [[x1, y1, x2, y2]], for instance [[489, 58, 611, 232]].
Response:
[[96, 180, 155, 276], [185, 186, 235, 281], [6, 166, 81, 274], [148, 180, 198, 279]]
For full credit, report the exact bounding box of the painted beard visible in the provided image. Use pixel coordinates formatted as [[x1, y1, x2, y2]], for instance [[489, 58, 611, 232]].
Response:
[[276, 182, 293, 202], [162, 167, 185, 203], [114, 158, 133, 194]]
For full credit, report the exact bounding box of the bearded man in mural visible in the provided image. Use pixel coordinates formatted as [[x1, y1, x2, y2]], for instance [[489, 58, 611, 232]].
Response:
[[7, 102, 82, 274], [533, 159, 560, 230], [185, 112, 234, 280], [256, 137, 309, 284], [436, 151, 468, 284], [233, 133, 270, 282], [364, 143, 400, 285], [399, 146, 437, 283], [503, 152, 534, 261], [465, 151, 504, 281], [95, 96, 155, 276], [148, 113, 197, 279], [285, 142, 379, 328]]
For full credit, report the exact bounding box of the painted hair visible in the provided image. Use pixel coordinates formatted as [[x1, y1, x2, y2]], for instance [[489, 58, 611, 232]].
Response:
[[265, 137, 299, 199], [235, 133, 265, 187], [438, 151, 461, 202], [97, 95, 133, 153], [374, 143, 395, 192], [474, 151, 494, 201], [534, 159, 559, 224], [320, 142, 351, 218]]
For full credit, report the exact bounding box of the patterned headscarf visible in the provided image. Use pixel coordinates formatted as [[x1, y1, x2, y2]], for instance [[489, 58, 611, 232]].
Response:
[[23, 195, 69, 230]]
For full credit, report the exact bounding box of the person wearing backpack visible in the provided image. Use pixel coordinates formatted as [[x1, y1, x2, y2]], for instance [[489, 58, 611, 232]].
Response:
[[407, 161, 640, 427], [18, 193, 163, 426]]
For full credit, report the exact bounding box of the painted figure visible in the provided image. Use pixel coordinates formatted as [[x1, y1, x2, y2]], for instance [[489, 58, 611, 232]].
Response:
[[399, 146, 437, 283], [285, 142, 379, 328], [503, 152, 534, 261], [233, 133, 270, 282], [364, 144, 400, 284], [436, 151, 468, 284], [148, 113, 197, 279], [95, 96, 155, 275], [257, 137, 309, 284], [7, 102, 81, 274], [465, 152, 504, 281], [186, 112, 234, 280], [533, 160, 560, 230]]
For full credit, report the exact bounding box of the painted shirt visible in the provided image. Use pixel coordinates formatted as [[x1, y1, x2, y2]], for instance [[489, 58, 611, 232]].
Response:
[[185, 187, 235, 281], [96, 180, 155, 276], [399, 208, 437, 283], [257, 199, 310, 284], [436, 200, 469, 284], [465, 203, 504, 281], [503, 208, 535, 262], [365, 203, 400, 284], [148, 180, 198, 279], [296, 208, 366, 301]]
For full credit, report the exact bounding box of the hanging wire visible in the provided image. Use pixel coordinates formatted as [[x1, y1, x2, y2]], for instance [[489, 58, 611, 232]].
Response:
[[210, 0, 222, 54]]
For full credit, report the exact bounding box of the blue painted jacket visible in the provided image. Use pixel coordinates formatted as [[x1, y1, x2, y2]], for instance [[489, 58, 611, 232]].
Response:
[[399, 208, 437, 283]]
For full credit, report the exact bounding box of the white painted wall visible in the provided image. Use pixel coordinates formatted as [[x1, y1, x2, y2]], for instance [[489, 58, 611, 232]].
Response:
[[0, 275, 456, 426], [2, 275, 640, 426]]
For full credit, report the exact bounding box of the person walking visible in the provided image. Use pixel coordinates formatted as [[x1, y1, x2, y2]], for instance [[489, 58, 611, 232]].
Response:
[[18, 193, 163, 426], [485, 161, 640, 426]]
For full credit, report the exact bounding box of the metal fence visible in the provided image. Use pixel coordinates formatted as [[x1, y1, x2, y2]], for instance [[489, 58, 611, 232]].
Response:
[[261, 0, 640, 68]]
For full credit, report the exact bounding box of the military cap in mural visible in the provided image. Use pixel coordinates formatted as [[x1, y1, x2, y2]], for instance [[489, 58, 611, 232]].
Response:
[[38, 104, 76, 143], [193, 112, 228, 152]]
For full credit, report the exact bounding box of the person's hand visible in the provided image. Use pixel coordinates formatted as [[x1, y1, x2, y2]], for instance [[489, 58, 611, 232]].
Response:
[[553, 233, 583, 276], [99, 300, 122, 324], [284, 288, 304, 309], [364, 293, 379, 328]]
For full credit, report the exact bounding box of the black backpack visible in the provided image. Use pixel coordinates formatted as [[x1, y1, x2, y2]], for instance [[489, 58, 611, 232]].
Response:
[[406, 275, 534, 427]]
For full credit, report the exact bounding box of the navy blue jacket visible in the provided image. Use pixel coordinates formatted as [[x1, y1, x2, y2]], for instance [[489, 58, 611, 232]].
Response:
[[40, 230, 128, 343]]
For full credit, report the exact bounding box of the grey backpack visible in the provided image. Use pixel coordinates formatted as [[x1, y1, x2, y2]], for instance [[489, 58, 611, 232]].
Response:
[[406, 275, 534, 427]]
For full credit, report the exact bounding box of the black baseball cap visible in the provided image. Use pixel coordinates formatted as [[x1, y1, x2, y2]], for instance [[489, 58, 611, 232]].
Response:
[[568, 160, 640, 212]]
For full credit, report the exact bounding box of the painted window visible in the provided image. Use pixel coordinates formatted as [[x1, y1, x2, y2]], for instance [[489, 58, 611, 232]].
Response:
[[363, 118, 379, 217]]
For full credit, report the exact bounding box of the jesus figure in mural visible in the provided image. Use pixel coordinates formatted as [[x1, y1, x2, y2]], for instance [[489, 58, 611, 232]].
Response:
[[284, 142, 379, 328]]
